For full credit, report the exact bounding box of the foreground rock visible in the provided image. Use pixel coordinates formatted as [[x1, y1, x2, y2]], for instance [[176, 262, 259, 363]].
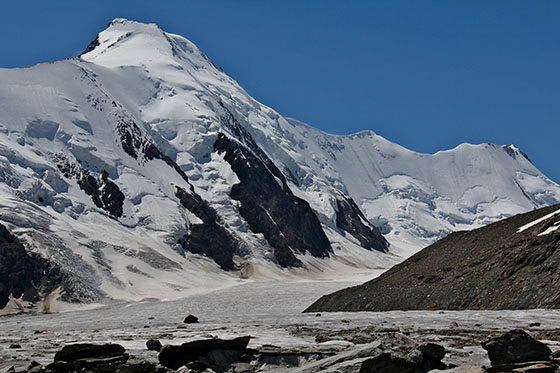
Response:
[[306, 204, 560, 312], [289, 333, 447, 372], [482, 329, 552, 365], [54, 343, 126, 362], [158, 336, 251, 371]]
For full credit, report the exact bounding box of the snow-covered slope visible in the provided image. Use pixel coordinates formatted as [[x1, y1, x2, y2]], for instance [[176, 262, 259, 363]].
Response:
[[0, 19, 559, 309]]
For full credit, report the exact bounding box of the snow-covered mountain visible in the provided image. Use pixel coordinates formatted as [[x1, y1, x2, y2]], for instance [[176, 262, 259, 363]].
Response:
[[1, 19, 559, 310]]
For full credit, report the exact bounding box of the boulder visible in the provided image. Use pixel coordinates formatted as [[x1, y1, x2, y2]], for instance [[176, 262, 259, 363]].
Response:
[[184, 314, 199, 323], [147, 339, 163, 352], [482, 329, 551, 365], [158, 336, 251, 371], [54, 343, 126, 362]]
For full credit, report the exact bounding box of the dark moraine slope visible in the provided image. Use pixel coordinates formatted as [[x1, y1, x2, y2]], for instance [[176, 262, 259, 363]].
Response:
[[305, 204, 560, 312]]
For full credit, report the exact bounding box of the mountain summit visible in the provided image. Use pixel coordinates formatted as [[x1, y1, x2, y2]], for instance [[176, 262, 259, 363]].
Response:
[[0, 19, 559, 311]]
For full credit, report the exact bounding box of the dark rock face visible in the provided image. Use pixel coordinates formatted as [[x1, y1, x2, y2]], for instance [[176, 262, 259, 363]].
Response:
[[54, 343, 126, 362], [336, 196, 388, 252], [214, 133, 332, 267], [306, 204, 560, 312], [175, 186, 241, 271], [158, 336, 251, 371], [55, 157, 125, 219], [79, 35, 100, 57], [78, 170, 125, 219], [482, 329, 551, 365], [0, 224, 63, 309]]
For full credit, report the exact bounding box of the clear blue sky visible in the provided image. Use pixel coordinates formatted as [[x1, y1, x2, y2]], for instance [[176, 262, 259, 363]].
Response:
[[1, 1, 559, 182]]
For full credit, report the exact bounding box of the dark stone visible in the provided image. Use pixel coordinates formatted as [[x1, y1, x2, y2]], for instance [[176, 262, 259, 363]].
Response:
[[176, 186, 241, 270], [8, 343, 21, 349], [359, 352, 419, 373], [158, 336, 251, 370], [335, 196, 388, 252], [147, 339, 163, 351], [305, 204, 560, 312], [482, 329, 552, 365], [214, 132, 332, 267], [54, 343, 126, 362], [419, 342, 446, 361], [184, 314, 199, 324]]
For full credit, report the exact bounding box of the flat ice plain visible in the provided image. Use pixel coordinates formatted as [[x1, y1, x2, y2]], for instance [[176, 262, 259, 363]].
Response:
[[1, 280, 559, 370]]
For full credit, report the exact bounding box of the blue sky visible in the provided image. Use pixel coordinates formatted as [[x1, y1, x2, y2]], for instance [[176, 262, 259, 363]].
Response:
[[1, 1, 559, 182]]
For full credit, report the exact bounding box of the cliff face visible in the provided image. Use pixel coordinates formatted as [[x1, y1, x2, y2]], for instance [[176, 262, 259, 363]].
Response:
[[306, 204, 560, 312], [0, 224, 63, 310]]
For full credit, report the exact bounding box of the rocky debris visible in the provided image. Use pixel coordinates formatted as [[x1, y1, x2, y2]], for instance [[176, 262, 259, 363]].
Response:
[[183, 314, 199, 324], [147, 339, 163, 352], [8, 344, 22, 349], [214, 132, 332, 268], [0, 367, 16, 373], [482, 329, 552, 365], [306, 204, 560, 312]]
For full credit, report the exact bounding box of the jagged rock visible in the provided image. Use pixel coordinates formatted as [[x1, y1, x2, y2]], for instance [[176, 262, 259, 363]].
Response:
[[482, 329, 552, 365], [175, 186, 241, 271], [0, 224, 63, 310], [419, 342, 446, 362], [0, 367, 16, 373], [54, 343, 126, 362], [214, 132, 332, 267], [183, 314, 199, 323], [158, 336, 251, 371], [147, 339, 163, 351], [335, 196, 388, 252]]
